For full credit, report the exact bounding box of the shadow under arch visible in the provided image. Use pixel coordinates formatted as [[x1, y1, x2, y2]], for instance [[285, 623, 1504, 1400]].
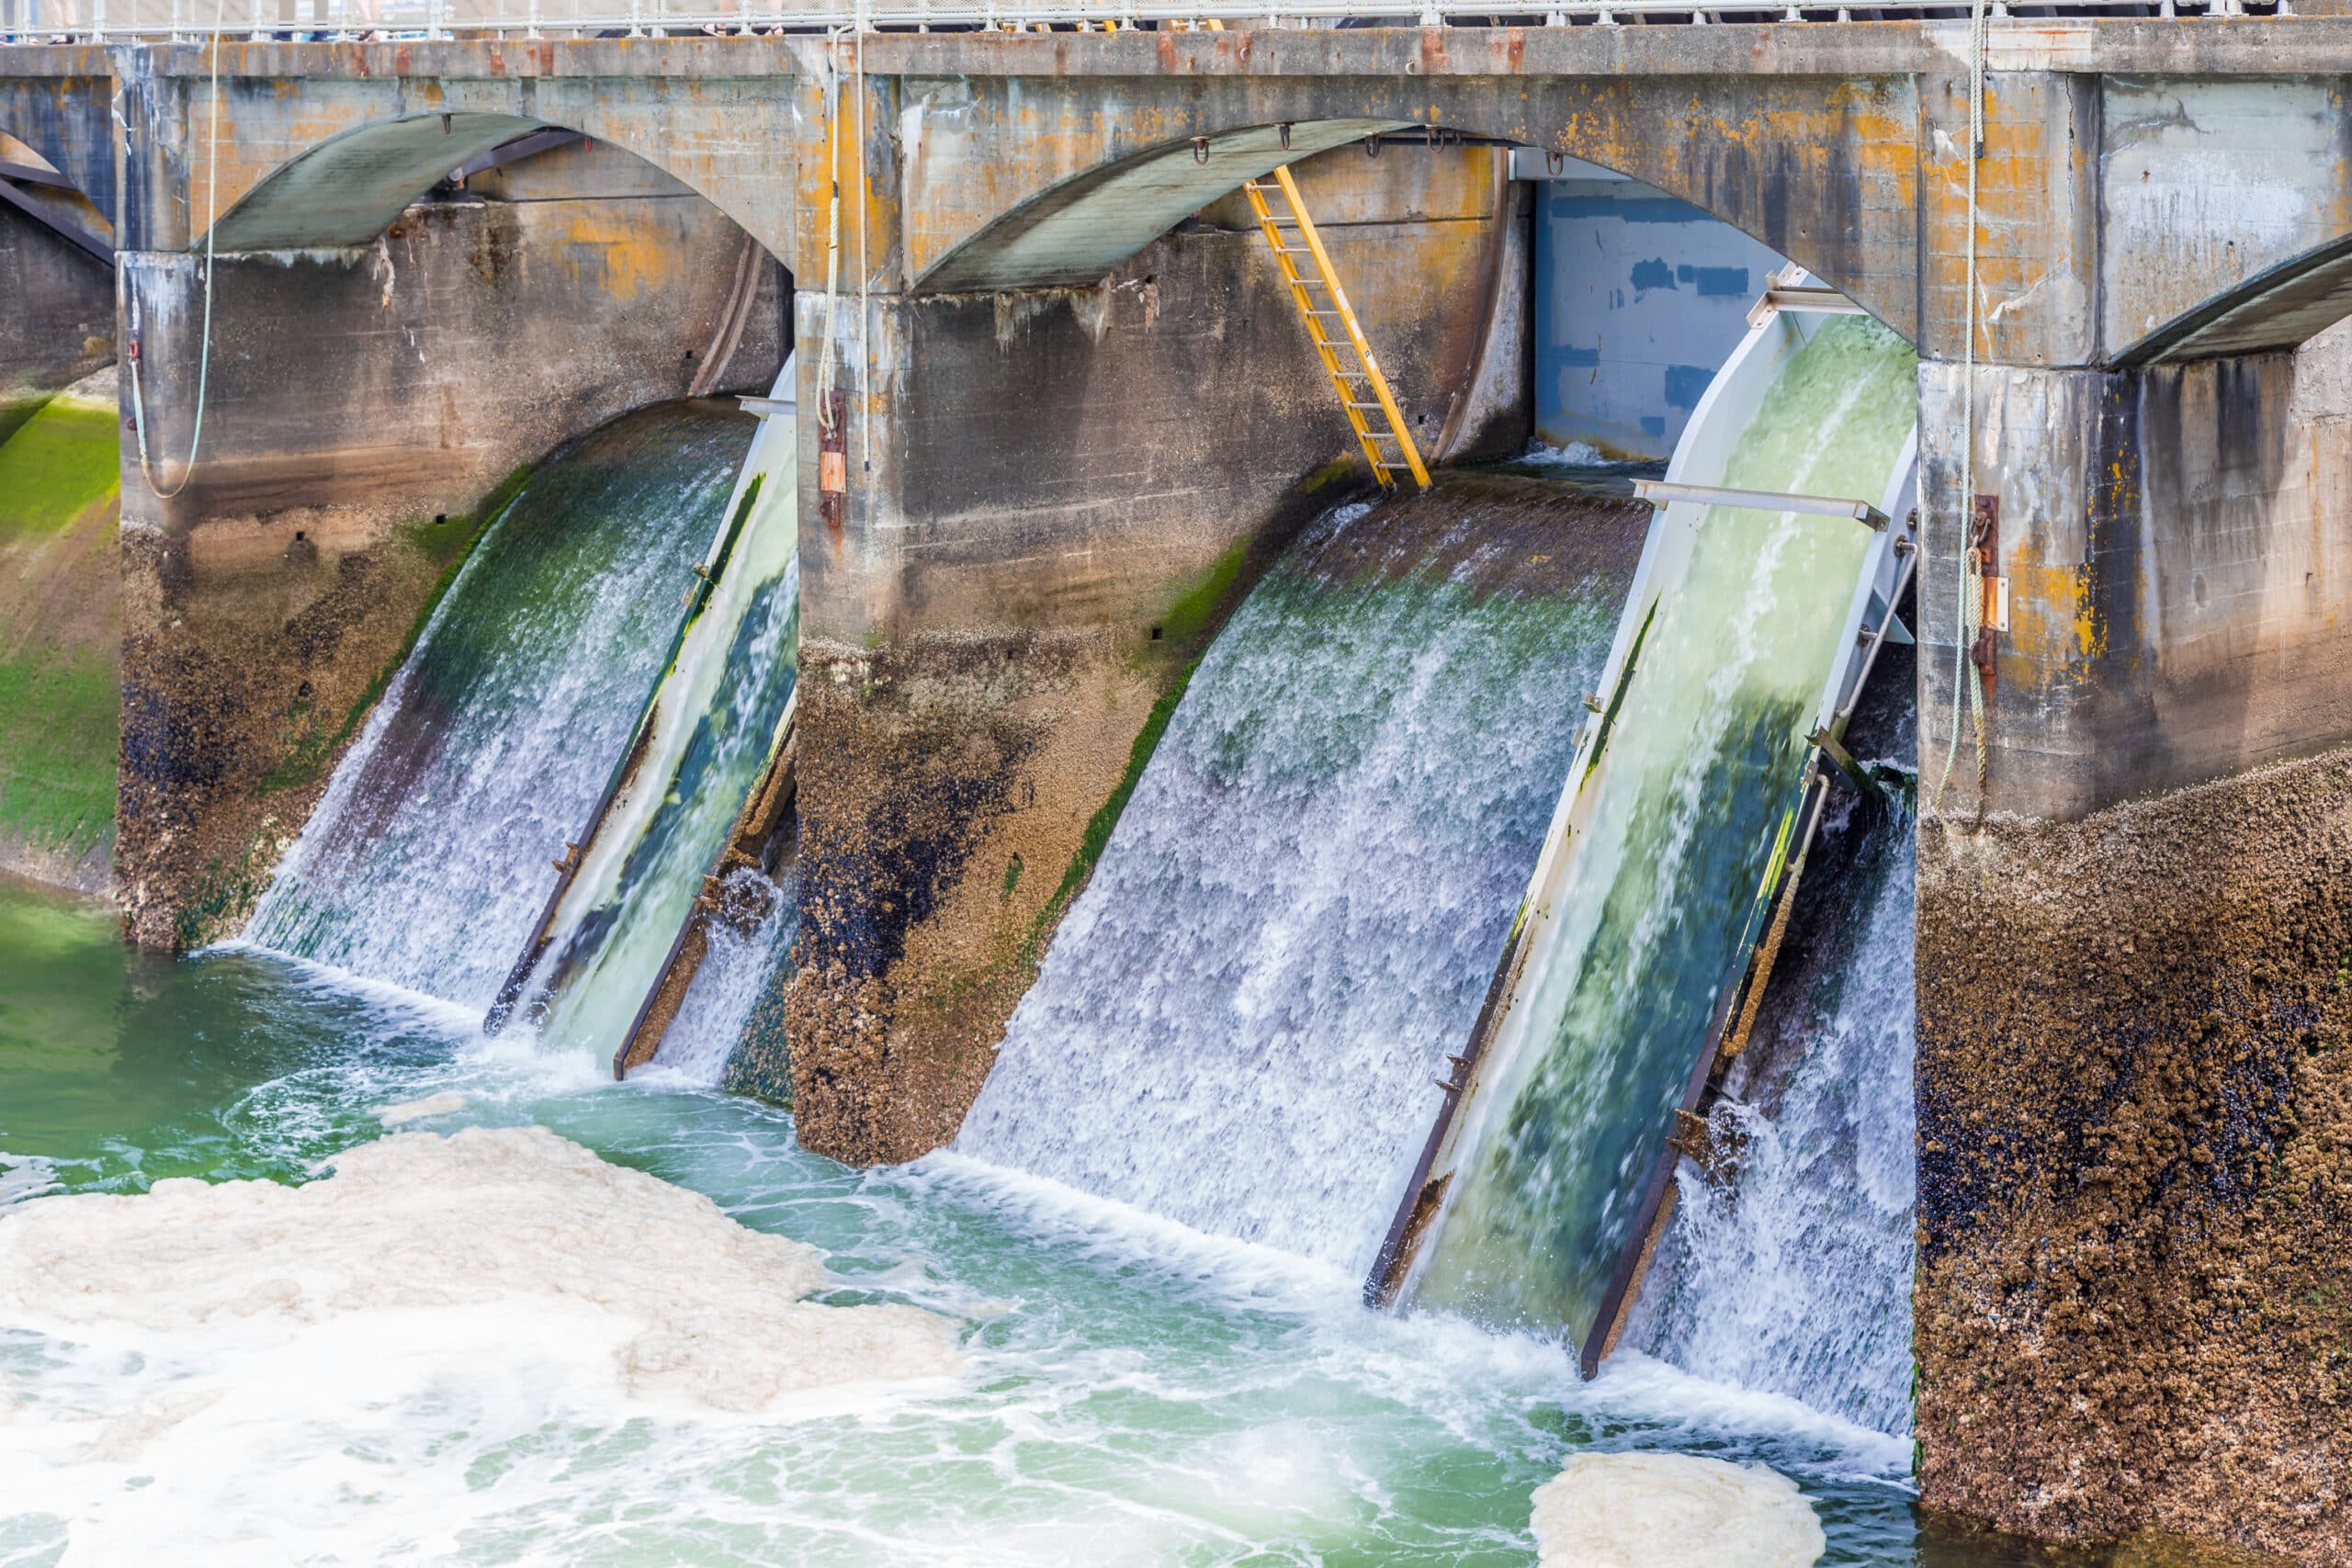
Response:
[[910, 113, 1916, 348]]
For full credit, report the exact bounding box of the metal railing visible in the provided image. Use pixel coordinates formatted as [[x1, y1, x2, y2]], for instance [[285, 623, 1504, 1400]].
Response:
[[0, 0, 2285, 45]]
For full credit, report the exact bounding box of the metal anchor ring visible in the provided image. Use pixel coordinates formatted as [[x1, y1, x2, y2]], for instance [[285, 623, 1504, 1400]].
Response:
[[1193, 136, 1210, 164], [1278, 121, 1292, 151], [1546, 149, 1566, 175], [1364, 134, 1381, 159]]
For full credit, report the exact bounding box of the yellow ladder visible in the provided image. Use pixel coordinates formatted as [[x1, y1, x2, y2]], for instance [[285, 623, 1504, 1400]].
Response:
[[1241, 166, 1432, 491]]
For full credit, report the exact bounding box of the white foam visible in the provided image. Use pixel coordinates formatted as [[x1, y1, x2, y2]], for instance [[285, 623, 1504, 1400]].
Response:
[[1530, 1452, 1826, 1567], [375, 1090, 468, 1124], [0, 1126, 957, 1409]]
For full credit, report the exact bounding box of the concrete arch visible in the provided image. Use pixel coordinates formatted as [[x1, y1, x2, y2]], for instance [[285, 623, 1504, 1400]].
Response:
[[203, 110, 550, 253], [2111, 230, 2352, 367], [195, 107, 794, 267], [901, 74, 1919, 343]]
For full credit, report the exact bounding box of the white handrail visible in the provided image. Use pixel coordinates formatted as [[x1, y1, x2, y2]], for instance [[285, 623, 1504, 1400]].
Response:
[[0, 0, 2282, 44]]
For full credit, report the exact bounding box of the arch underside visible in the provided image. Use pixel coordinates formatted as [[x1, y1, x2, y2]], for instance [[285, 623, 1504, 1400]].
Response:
[[906, 76, 1920, 345], [205, 111, 549, 253], [2116, 230, 2352, 367], [916, 118, 1411, 293]]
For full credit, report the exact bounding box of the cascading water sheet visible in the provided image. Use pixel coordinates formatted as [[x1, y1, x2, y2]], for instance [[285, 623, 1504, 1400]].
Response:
[[244, 405, 756, 1009], [956, 480, 1647, 1273], [1624, 789, 1918, 1436], [1406, 316, 1918, 1341], [512, 394, 800, 1069]]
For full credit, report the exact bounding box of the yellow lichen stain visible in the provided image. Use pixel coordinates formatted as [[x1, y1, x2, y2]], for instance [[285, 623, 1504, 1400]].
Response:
[[2008, 558, 2105, 669], [554, 213, 683, 301]]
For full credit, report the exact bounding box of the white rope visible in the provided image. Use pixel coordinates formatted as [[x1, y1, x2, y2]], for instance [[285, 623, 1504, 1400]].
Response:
[[855, 16, 869, 481], [127, 0, 227, 502], [1931, 0, 1990, 819], [815, 23, 843, 435]]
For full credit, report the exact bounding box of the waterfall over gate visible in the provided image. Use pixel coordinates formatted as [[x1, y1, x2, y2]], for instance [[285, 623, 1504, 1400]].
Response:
[[955, 479, 1647, 1274], [1625, 785, 1918, 1436], [1401, 315, 1920, 1353], [244, 404, 756, 1010]]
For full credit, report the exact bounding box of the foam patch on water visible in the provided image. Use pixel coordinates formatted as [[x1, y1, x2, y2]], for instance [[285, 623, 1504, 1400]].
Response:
[[0, 1127, 962, 1558], [1530, 1452, 1826, 1567], [0, 1155, 57, 1208], [376, 1090, 468, 1124], [0, 1125, 958, 1408]]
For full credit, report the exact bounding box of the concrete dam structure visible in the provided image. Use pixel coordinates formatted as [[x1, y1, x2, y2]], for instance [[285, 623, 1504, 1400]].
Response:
[[6, 10, 2352, 1565]]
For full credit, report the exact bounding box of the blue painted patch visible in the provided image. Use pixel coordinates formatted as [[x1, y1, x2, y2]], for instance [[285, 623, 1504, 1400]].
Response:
[[1640, 416, 1668, 439], [1664, 365, 1717, 411], [1628, 259, 1677, 293], [1676, 265, 1751, 298], [1544, 193, 1709, 225], [1553, 344, 1602, 369]]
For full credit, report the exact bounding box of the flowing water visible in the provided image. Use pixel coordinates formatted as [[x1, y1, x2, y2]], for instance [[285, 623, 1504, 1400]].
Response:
[[507, 392, 801, 1068], [1624, 788, 1919, 1436], [244, 403, 756, 1010], [0, 876, 1974, 1567], [956, 480, 1649, 1274], [1408, 317, 1920, 1343]]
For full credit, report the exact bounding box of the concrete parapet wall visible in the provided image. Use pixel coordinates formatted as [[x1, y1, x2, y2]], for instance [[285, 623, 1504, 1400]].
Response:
[[778, 145, 1527, 1160], [114, 159, 786, 947]]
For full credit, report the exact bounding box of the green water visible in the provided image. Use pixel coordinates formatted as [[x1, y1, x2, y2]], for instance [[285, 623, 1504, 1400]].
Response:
[[1412, 317, 1921, 1342], [0, 876, 1974, 1566]]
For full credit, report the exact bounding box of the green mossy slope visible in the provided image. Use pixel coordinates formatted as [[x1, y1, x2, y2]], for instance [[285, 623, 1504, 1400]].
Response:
[[0, 387, 123, 891]]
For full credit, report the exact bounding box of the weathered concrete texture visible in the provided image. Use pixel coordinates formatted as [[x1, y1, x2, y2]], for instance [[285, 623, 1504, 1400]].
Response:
[[0, 367, 120, 894], [1917, 347, 2352, 824], [780, 144, 1527, 1160], [116, 154, 787, 948], [1917, 750, 2352, 1565]]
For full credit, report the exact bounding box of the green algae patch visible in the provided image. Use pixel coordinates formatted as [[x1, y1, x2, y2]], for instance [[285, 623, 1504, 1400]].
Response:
[[0, 398, 119, 539], [1153, 542, 1248, 651], [0, 398, 123, 889], [0, 649, 118, 867]]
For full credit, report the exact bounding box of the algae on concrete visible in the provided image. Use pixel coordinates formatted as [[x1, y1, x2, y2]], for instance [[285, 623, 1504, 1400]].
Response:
[[0, 377, 122, 894]]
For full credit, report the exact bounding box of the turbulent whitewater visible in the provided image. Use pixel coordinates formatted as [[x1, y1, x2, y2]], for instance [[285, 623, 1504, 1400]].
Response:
[[244, 405, 755, 1009], [1627, 790, 1918, 1435], [956, 479, 1648, 1273]]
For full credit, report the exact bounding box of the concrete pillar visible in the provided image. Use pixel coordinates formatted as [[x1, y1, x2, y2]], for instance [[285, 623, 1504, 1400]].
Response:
[[1912, 337, 2352, 1562], [777, 136, 1530, 1162], [112, 138, 789, 948]]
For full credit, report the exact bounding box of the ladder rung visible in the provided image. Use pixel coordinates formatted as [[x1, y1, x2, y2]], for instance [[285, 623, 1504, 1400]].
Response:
[[1345, 400, 1385, 410]]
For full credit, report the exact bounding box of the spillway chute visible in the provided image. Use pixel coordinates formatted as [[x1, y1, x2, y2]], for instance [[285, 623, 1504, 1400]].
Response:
[[1375, 279, 1920, 1374], [484, 360, 801, 1062]]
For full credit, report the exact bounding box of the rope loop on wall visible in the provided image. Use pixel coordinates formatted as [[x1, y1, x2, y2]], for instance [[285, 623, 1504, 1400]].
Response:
[[127, 0, 228, 502]]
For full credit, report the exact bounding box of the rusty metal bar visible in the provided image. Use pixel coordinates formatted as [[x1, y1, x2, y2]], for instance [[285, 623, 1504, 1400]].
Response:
[[1634, 479, 1888, 530]]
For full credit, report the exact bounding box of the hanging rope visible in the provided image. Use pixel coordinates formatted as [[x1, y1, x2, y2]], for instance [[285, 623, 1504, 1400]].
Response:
[[855, 16, 871, 482], [815, 24, 844, 436], [1931, 0, 1991, 820], [127, 0, 228, 501]]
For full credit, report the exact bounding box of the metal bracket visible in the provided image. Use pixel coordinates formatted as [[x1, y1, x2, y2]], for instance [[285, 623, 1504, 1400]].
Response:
[[1634, 479, 1889, 530], [1744, 286, 1868, 329]]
